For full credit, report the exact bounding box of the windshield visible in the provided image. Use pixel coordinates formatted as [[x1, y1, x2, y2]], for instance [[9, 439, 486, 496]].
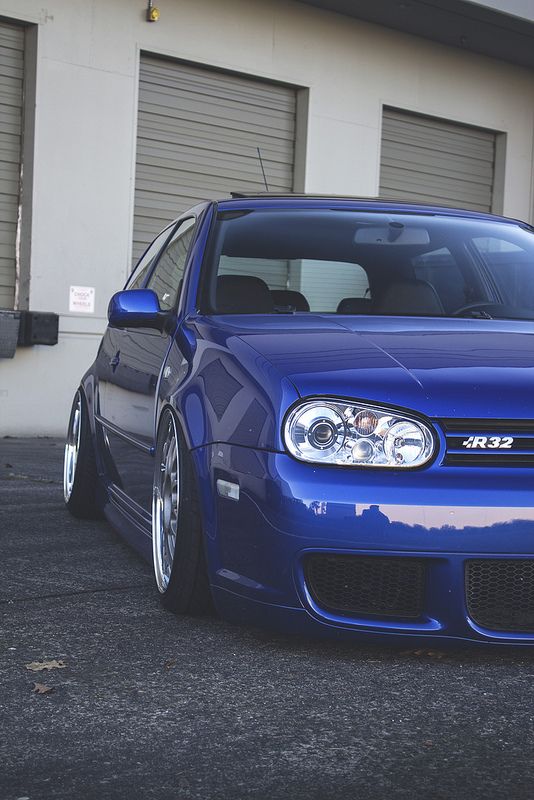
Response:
[[205, 208, 534, 320]]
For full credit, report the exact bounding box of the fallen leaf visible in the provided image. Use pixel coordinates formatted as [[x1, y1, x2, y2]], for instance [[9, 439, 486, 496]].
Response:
[[32, 682, 54, 695], [25, 659, 67, 672], [422, 740, 433, 747], [164, 659, 176, 670]]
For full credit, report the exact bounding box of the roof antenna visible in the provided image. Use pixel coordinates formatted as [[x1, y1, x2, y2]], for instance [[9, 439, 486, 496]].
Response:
[[257, 147, 269, 192]]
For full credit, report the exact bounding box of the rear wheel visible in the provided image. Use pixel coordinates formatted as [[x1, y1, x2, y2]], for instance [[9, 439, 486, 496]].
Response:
[[63, 389, 102, 519], [152, 408, 212, 615]]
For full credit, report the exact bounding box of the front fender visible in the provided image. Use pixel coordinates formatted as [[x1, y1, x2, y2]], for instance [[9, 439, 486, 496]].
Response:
[[163, 319, 299, 453]]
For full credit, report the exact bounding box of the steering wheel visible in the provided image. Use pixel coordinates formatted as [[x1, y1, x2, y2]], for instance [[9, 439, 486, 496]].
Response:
[[452, 302, 498, 317]]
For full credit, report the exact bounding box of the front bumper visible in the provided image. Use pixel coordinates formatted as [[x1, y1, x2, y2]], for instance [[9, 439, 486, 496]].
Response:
[[194, 444, 534, 644]]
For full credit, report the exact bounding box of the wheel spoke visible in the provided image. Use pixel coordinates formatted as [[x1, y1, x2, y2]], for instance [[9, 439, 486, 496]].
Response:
[[63, 392, 82, 503], [152, 412, 181, 593]]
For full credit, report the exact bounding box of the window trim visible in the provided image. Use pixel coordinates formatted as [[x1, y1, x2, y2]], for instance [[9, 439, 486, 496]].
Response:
[[125, 222, 178, 291], [144, 216, 197, 312]]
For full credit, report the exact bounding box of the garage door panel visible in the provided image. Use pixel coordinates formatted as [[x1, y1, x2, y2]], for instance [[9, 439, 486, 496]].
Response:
[[135, 170, 291, 202], [136, 112, 294, 157], [133, 55, 296, 265], [381, 166, 493, 197], [137, 110, 294, 150], [383, 117, 495, 154], [383, 134, 494, 168], [0, 130, 23, 156], [381, 171, 494, 208], [136, 145, 293, 181], [0, 235, 17, 259], [0, 261, 15, 278], [0, 21, 23, 309], [134, 147, 294, 176], [140, 59, 295, 113], [134, 170, 292, 213], [139, 78, 296, 118], [0, 82, 23, 107], [380, 108, 495, 212], [380, 187, 490, 213], [138, 96, 294, 140], [139, 80, 295, 121], [382, 148, 495, 183], [137, 133, 294, 170], [0, 158, 21, 181], [135, 166, 292, 199]]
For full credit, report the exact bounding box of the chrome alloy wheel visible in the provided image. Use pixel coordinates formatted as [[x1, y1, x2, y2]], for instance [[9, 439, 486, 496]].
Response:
[[63, 391, 82, 502], [152, 412, 180, 593]]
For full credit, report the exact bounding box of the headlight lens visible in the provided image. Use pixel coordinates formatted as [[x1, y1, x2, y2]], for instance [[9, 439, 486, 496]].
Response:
[[284, 400, 435, 468]]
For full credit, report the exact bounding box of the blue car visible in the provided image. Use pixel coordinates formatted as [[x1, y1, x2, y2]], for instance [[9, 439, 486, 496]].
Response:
[[64, 195, 534, 645]]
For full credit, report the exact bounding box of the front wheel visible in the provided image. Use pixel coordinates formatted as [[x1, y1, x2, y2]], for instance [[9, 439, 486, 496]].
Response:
[[63, 389, 102, 519], [152, 408, 212, 615]]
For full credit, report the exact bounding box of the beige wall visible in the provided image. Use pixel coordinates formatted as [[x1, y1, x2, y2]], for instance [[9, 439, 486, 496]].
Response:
[[1, 0, 533, 434]]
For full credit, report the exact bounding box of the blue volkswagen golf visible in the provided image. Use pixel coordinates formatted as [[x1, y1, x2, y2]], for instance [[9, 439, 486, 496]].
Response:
[[64, 195, 534, 645]]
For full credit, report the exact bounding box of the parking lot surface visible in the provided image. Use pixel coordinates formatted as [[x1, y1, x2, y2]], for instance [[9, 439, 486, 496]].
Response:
[[2, 438, 534, 799]]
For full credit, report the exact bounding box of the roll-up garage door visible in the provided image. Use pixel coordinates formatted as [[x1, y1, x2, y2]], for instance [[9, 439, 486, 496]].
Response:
[[133, 56, 297, 265], [379, 108, 496, 212], [0, 20, 24, 309]]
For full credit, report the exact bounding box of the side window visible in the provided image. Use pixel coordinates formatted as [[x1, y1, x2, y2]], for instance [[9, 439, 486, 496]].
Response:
[[146, 218, 196, 311], [412, 247, 468, 313], [126, 225, 176, 290], [472, 236, 532, 308]]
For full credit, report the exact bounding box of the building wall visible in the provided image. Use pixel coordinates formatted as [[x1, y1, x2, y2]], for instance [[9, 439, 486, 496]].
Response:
[[1, 0, 533, 435]]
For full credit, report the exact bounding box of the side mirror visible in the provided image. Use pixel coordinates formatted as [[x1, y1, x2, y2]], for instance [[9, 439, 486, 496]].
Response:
[[107, 289, 166, 330]]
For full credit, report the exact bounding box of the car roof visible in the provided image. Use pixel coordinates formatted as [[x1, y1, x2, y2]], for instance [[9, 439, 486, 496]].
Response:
[[215, 193, 529, 227]]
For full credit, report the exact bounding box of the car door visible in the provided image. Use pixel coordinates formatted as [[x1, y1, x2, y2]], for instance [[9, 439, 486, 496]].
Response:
[[96, 216, 197, 514]]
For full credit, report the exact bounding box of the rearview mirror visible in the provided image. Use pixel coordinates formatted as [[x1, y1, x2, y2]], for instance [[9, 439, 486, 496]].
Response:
[[354, 223, 430, 246], [107, 289, 166, 330]]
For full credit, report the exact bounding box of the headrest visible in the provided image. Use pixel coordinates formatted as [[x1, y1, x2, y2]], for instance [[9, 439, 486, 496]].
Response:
[[336, 297, 373, 314], [377, 279, 444, 316], [271, 290, 310, 312], [216, 275, 274, 314]]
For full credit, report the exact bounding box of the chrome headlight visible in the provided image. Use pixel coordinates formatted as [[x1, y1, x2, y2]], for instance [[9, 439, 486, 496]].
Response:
[[283, 400, 435, 468]]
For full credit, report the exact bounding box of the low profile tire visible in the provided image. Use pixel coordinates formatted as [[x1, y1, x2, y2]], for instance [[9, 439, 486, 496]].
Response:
[[152, 408, 213, 615], [63, 389, 102, 519]]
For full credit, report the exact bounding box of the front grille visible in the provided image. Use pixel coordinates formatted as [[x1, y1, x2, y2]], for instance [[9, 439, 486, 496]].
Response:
[[304, 554, 426, 620], [440, 419, 534, 434], [466, 559, 534, 632], [438, 419, 534, 467], [445, 453, 534, 467]]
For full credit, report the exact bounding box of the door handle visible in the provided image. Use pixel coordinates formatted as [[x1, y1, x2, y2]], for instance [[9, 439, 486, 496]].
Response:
[[109, 351, 120, 370]]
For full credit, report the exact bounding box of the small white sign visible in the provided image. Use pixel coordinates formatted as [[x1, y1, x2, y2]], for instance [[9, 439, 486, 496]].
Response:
[[69, 285, 95, 314]]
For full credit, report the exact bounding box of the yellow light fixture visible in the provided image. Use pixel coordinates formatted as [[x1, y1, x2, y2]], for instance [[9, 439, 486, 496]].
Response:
[[146, 1, 160, 22]]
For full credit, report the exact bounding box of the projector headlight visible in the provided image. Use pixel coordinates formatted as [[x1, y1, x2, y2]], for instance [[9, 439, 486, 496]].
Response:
[[283, 400, 435, 468]]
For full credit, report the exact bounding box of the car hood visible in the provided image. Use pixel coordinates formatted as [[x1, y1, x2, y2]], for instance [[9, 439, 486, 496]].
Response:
[[235, 315, 534, 419]]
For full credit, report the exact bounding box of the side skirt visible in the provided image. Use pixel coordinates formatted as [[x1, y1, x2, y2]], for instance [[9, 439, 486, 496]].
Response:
[[103, 484, 153, 563]]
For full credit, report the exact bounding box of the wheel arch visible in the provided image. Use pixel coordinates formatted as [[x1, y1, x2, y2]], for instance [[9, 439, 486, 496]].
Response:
[[78, 371, 98, 435]]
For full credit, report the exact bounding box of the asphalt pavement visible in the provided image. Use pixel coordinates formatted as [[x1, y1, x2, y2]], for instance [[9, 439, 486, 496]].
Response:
[[2, 438, 534, 800]]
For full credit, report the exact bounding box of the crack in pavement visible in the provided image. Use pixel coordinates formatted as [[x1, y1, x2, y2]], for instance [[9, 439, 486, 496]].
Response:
[[0, 583, 152, 605]]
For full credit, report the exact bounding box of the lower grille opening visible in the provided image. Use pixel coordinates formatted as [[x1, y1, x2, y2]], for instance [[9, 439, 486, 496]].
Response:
[[466, 559, 534, 632], [304, 554, 426, 620]]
